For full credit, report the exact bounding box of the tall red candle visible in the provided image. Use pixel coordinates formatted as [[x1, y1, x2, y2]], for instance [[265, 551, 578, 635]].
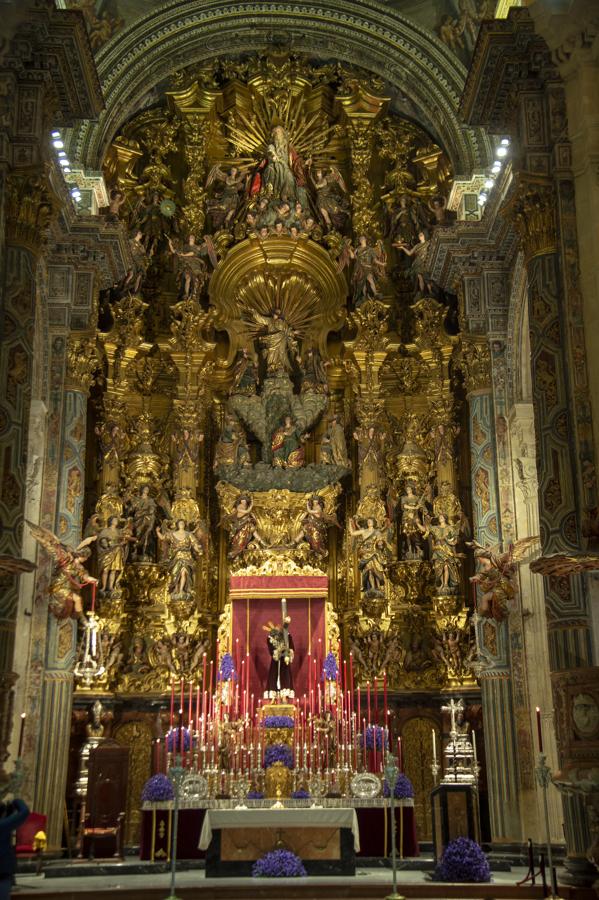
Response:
[[397, 736, 402, 770], [536, 707, 543, 753], [180, 678, 184, 718], [349, 652, 354, 714], [202, 652, 207, 696], [169, 679, 175, 729], [383, 671, 388, 725], [367, 682, 371, 724], [374, 677, 379, 724], [188, 681, 193, 726]]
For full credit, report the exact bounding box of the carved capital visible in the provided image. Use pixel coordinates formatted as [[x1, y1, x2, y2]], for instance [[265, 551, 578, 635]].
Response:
[[456, 337, 491, 395], [65, 335, 101, 392], [5, 169, 57, 254], [503, 177, 558, 261]]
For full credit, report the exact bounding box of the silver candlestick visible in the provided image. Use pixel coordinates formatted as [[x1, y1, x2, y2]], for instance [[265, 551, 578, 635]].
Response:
[[164, 756, 187, 900], [535, 753, 562, 900], [384, 753, 405, 900]]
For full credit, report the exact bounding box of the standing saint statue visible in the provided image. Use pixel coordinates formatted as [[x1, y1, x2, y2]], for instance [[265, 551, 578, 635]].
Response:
[[155, 518, 207, 599], [264, 600, 295, 699], [353, 423, 386, 499], [249, 308, 300, 376], [129, 485, 157, 561], [97, 516, 135, 596]]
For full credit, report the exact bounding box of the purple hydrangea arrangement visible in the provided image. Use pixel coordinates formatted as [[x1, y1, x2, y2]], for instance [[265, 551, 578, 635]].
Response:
[[291, 788, 310, 800], [217, 652, 237, 682], [433, 837, 491, 883], [141, 774, 175, 803], [383, 773, 414, 799], [165, 727, 191, 752], [322, 652, 339, 681], [263, 715, 294, 728], [252, 849, 307, 878], [263, 743, 294, 769], [247, 790, 265, 800], [359, 724, 388, 751]]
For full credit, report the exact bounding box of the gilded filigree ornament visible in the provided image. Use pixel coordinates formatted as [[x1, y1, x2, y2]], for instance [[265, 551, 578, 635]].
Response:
[[347, 299, 390, 353], [65, 336, 102, 392], [5, 170, 57, 252], [503, 177, 558, 262], [455, 337, 492, 394], [412, 298, 448, 349], [111, 293, 149, 349]]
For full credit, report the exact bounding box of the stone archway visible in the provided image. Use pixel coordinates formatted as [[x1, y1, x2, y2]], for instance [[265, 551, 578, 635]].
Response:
[[69, 0, 491, 176]]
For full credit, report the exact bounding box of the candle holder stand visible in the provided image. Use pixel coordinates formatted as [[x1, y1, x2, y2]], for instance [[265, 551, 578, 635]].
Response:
[[535, 753, 563, 900], [164, 756, 186, 900], [384, 753, 405, 900]]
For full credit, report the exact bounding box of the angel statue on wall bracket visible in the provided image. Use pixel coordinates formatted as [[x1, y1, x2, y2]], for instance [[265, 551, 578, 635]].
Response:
[[156, 517, 208, 600], [27, 521, 97, 619], [219, 494, 267, 559], [468, 536, 539, 621]]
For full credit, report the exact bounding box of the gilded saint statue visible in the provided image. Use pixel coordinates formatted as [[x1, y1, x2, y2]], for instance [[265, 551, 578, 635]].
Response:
[[97, 516, 136, 596], [349, 516, 393, 597], [399, 482, 427, 560], [419, 512, 463, 592], [213, 414, 251, 470], [249, 308, 300, 376], [272, 415, 306, 468], [128, 484, 157, 561], [353, 424, 386, 500], [170, 425, 204, 494], [156, 518, 208, 599]]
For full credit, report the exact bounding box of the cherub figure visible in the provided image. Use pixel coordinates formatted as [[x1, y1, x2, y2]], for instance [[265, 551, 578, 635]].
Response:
[[27, 521, 97, 619]]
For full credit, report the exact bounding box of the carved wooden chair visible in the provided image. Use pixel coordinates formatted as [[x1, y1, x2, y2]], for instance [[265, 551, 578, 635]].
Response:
[[80, 741, 129, 860]]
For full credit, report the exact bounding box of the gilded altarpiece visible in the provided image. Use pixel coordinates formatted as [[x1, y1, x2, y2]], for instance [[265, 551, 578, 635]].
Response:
[[69, 55, 482, 842]]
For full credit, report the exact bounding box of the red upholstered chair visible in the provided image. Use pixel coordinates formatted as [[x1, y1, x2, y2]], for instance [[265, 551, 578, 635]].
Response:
[[16, 812, 47, 855]]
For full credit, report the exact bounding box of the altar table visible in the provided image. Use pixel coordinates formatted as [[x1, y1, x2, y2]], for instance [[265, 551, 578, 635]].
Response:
[[140, 802, 418, 861], [199, 807, 359, 876]]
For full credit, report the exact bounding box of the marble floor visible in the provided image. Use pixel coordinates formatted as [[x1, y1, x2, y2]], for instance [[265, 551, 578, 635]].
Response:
[[14, 866, 533, 893]]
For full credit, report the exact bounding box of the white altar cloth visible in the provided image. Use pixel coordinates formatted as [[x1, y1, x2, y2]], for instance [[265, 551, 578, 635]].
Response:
[[199, 806, 360, 852]]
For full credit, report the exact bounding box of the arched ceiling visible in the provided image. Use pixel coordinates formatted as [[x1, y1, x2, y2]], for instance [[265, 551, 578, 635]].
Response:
[[68, 0, 492, 177]]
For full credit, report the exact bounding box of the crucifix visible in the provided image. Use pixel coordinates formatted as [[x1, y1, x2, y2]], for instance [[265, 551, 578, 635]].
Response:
[[441, 697, 464, 736]]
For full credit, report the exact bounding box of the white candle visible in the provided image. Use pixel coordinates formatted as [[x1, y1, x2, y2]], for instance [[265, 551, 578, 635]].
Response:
[[432, 728, 437, 763], [472, 730, 477, 763]]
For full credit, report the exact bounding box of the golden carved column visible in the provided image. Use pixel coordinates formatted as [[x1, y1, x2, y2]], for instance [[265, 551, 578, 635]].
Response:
[[338, 87, 388, 237]]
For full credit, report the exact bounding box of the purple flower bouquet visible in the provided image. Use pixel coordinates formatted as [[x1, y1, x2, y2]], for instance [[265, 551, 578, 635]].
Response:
[[359, 724, 388, 751], [141, 773, 174, 803], [252, 849, 307, 878], [433, 837, 491, 883], [263, 743, 294, 769], [166, 726, 191, 752], [291, 788, 310, 800], [383, 773, 414, 799], [217, 652, 237, 682], [262, 715, 294, 728], [247, 790, 265, 800], [322, 651, 339, 681]]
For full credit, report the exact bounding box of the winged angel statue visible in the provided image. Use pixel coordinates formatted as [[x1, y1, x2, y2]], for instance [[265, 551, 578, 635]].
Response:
[[27, 521, 97, 619], [468, 536, 539, 621]]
